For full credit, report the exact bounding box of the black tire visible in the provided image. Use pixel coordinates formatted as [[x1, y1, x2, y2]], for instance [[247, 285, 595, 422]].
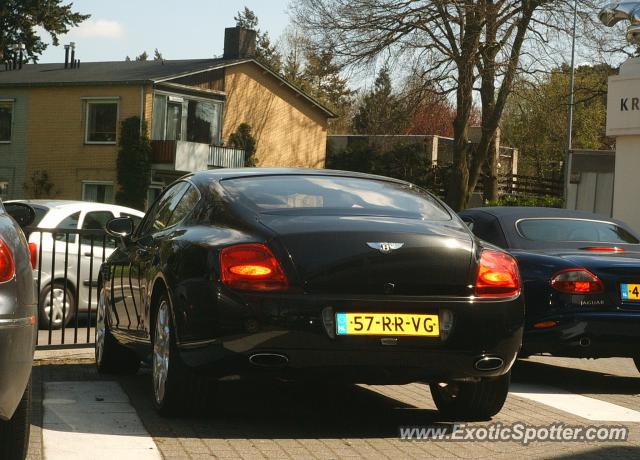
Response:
[[0, 375, 31, 460], [430, 371, 511, 421], [151, 292, 211, 416], [95, 286, 140, 375], [38, 281, 76, 330]]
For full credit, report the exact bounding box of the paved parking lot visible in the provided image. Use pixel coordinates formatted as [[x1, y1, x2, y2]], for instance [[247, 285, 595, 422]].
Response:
[[28, 354, 640, 459]]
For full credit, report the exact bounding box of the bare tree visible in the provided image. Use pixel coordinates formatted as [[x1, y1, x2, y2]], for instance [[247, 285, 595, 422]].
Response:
[[292, 0, 615, 210]]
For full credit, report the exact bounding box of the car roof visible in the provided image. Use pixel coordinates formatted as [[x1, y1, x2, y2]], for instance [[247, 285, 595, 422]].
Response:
[[5, 200, 145, 216], [189, 167, 410, 186], [461, 206, 615, 220], [462, 206, 640, 248]]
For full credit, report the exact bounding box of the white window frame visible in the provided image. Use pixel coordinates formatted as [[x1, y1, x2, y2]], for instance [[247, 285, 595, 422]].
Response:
[[152, 90, 224, 144], [0, 98, 15, 144], [81, 180, 114, 204], [83, 97, 120, 145]]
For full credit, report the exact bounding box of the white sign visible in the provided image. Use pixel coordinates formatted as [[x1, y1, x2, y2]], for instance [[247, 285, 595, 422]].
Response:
[[606, 75, 640, 136]]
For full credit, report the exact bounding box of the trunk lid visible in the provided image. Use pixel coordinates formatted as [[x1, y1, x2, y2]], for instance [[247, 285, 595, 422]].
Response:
[[260, 214, 475, 296], [538, 249, 640, 310]]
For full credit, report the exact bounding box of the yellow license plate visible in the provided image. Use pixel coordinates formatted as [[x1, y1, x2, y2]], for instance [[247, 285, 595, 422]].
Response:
[[621, 283, 640, 301], [336, 313, 439, 337]]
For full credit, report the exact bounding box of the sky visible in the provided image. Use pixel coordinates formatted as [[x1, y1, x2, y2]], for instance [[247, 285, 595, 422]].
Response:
[[38, 0, 291, 63]]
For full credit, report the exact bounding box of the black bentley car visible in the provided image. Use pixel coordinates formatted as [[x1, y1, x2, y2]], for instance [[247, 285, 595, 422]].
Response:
[[460, 207, 640, 364], [97, 169, 523, 419]]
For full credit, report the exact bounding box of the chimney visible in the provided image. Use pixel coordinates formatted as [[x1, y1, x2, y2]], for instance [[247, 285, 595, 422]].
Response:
[[70, 42, 76, 68], [223, 27, 256, 60], [64, 44, 70, 68]]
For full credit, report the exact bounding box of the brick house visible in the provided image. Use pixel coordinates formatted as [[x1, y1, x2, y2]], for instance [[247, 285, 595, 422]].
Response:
[[0, 27, 334, 206]]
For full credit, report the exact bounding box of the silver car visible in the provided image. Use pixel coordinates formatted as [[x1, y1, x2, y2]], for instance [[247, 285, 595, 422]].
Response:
[[0, 200, 36, 459], [5, 200, 144, 329]]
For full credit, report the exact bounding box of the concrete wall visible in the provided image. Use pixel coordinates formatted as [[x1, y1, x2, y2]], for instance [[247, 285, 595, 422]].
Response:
[[566, 150, 615, 218], [223, 62, 328, 168], [0, 89, 29, 199], [25, 85, 143, 200]]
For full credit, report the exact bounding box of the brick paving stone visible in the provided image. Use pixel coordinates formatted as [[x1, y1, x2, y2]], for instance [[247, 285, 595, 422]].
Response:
[[24, 355, 640, 459]]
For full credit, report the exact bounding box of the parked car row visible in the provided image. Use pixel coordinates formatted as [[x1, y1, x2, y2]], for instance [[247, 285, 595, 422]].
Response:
[[5, 167, 640, 455]]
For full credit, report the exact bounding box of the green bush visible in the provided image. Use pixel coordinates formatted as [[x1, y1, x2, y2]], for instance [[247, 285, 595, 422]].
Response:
[[228, 123, 257, 167], [488, 194, 563, 208], [116, 116, 151, 210]]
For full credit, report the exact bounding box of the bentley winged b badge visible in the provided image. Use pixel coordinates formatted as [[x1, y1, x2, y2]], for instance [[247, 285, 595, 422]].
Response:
[[366, 242, 404, 254]]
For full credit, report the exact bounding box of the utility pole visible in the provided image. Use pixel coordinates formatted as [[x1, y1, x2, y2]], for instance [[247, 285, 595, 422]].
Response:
[[563, 0, 578, 207]]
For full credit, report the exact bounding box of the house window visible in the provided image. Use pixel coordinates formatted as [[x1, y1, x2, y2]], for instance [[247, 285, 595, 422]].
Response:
[[82, 182, 114, 203], [151, 93, 222, 144], [0, 100, 13, 142], [186, 100, 221, 144], [0, 181, 9, 199], [85, 100, 118, 143]]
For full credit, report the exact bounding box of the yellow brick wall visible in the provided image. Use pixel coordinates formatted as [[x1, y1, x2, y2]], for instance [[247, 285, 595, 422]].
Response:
[[25, 85, 143, 200], [223, 63, 329, 168], [143, 84, 154, 129]]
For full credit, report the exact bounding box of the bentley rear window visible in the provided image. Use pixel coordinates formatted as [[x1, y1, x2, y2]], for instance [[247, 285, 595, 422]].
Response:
[[221, 175, 451, 220], [517, 218, 639, 244]]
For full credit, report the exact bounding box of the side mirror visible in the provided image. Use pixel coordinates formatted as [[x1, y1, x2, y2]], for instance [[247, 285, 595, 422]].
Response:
[[105, 217, 134, 239], [4, 203, 36, 228]]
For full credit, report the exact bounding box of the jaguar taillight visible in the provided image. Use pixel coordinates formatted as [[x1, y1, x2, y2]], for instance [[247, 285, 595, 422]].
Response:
[[474, 249, 521, 298], [550, 268, 604, 294], [220, 243, 288, 292], [0, 238, 15, 283]]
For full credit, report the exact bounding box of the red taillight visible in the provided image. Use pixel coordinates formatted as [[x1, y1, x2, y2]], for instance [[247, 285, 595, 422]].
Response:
[[0, 238, 15, 282], [474, 249, 520, 297], [220, 243, 288, 292], [550, 268, 604, 294], [581, 246, 625, 253], [28, 242, 38, 269]]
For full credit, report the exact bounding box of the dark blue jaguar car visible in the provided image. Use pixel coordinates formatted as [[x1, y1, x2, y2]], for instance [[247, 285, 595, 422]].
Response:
[[460, 207, 640, 367]]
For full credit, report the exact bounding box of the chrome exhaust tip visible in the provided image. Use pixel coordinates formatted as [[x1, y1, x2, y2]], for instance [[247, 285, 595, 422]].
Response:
[[474, 356, 504, 371], [248, 353, 289, 368]]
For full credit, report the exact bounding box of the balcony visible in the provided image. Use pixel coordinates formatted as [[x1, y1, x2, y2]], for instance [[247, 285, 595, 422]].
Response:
[[150, 140, 245, 171]]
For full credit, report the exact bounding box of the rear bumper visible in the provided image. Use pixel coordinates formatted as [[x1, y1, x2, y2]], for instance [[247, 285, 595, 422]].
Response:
[[523, 311, 640, 358], [0, 315, 36, 421], [176, 293, 524, 383]]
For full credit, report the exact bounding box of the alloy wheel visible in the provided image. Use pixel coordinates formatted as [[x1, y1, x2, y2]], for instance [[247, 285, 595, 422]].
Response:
[[43, 287, 71, 326], [153, 300, 171, 405]]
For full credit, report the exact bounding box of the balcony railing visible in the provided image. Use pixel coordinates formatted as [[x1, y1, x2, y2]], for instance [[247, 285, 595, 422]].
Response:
[[150, 140, 245, 171], [209, 145, 246, 168]]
